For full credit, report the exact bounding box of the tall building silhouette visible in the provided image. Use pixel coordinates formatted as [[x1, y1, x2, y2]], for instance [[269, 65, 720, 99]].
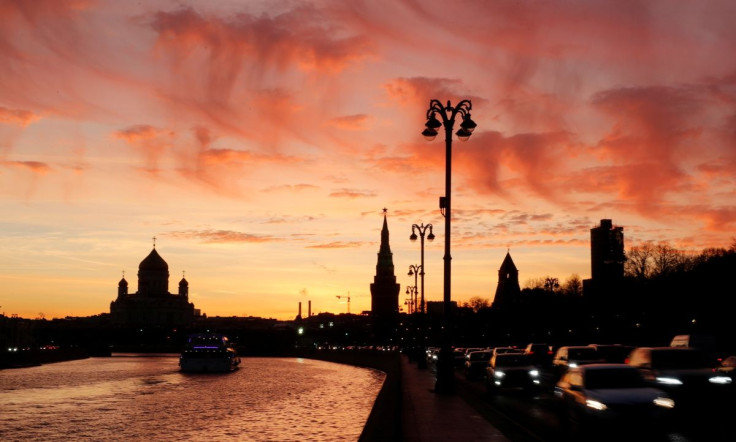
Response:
[[584, 219, 625, 300], [110, 243, 196, 326], [370, 209, 400, 341], [492, 251, 521, 309]]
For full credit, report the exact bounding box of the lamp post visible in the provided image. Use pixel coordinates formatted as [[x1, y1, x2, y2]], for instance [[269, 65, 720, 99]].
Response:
[[421, 99, 476, 394], [407, 264, 421, 311], [405, 284, 418, 314], [410, 224, 434, 315], [410, 225, 434, 369]]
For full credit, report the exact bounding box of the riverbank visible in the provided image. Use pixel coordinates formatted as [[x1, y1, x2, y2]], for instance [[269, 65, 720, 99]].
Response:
[[0, 347, 91, 369]]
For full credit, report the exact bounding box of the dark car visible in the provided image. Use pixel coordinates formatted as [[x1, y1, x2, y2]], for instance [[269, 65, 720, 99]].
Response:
[[554, 364, 674, 437], [464, 350, 491, 379], [485, 353, 540, 394], [589, 344, 635, 364], [627, 347, 731, 407], [524, 343, 553, 368], [552, 346, 603, 380]]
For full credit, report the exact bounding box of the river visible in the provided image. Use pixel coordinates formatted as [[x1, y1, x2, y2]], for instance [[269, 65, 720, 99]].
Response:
[[0, 354, 386, 441]]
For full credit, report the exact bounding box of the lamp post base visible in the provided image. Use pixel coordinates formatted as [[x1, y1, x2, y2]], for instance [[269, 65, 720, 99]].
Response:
[[433, 346, 455, 394], [417, 351, 427, 369]]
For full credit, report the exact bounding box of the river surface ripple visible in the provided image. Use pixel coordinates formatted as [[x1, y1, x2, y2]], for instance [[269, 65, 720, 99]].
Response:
[[0, 354, 386, 441]]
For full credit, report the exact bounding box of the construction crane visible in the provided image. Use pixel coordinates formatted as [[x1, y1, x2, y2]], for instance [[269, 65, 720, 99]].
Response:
[[336, 293, 351, 314]]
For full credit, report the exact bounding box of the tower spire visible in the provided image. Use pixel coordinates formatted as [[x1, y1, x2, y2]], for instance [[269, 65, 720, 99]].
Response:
[[370, 207, 400, 342]]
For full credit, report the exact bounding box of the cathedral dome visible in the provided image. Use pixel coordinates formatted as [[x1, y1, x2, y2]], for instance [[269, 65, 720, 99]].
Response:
[[179, 277, 188, 287], [139, 248, 168, 271], [119, 277, 128, 287]]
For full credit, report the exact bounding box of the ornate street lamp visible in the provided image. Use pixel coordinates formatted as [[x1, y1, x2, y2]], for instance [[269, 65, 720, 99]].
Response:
[[422, 99, 476, 394], [410, 225, 434, 314], [410, 224, 434, 369], [405, 284, 418, 314]]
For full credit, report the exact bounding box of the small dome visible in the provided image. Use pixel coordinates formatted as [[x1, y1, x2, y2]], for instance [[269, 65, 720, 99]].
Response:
[[179, 277, 188, 287], [139, 248, 168, 271], [118, 277, 128, 287]]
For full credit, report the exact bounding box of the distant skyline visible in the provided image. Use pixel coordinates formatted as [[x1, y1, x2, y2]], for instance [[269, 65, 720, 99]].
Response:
[[1, 0, 734, 320]]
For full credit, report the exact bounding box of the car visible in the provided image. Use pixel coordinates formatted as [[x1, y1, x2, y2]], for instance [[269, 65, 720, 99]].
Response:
[[588, 344, 634, 364], [452, 348, 468, 366], [464, 350, 492, 379], [524, 343, 553, 368], [717, 355, 736, 374], [490, 346, 522, 358], [554, 364, 675, 437], [552, 346, 603, 380], [627, 347, 731, 407], [485, 353, 540, 394]]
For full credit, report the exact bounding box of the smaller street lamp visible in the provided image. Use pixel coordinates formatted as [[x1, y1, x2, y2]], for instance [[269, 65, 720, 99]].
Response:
[[405, 285, 418, 314]]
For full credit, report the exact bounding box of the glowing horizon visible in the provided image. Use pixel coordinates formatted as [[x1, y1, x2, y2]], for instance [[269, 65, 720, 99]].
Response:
[[1, 0, 734, 320]]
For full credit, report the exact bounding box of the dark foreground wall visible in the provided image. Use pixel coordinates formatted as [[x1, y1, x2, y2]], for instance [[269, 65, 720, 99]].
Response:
[[291, 349, 402, 442]]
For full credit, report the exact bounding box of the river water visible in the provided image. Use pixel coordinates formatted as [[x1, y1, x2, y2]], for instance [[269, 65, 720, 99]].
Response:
[[0, 354, 386, 441]]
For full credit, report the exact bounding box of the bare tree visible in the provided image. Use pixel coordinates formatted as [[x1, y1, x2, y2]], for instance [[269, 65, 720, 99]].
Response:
[[463, 296, 490, 313], [625, 241, 654, 279], [543, 277, 560, 293], [523, 277, 546, 290], [562, 274, 583, 297]]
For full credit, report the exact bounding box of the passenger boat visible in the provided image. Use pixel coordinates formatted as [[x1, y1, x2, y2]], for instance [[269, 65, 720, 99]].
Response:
[[179, 333, 241, 373]]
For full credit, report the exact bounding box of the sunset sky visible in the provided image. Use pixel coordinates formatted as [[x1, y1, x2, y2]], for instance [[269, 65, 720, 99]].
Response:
[[1, 0, 734, 320]]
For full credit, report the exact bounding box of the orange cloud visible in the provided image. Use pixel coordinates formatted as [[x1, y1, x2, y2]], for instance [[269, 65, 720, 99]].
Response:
[[453, 130, 571, 200], [306, 241, 367, 249], [0, 107, 39, 126], [1, 160, 50, 174], [329, 188, 376, 199], [166, 229, 280, 243]]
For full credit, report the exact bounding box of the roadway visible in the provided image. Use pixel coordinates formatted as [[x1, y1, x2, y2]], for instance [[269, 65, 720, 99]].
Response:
[[419, 360, 735, 442]]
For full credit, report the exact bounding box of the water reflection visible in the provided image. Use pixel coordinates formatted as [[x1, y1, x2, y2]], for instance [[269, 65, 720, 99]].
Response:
[[0, 355, 385, 441]]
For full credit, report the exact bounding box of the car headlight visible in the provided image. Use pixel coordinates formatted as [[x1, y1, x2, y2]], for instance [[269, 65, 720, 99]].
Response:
[[529, 369, 539, 377], [585, 399, 607, 411], [653, 397, 675, 409], [709, 376, 732, 384], [569, 363, 578, 368], [494, 370, 505, 378], [656, 376, 683, 385]]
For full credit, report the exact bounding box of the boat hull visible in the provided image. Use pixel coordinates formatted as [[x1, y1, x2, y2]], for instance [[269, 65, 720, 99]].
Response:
[[179, 333, 241, 373]]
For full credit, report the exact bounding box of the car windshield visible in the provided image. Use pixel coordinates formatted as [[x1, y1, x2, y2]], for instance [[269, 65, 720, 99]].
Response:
[[651, 350, 712, 369], [595, 346, 633, 363], [496, 355, 531, 367], [584, 368, 646, 389], [470, 352, 491, 361], [568, 348, 598, 360]]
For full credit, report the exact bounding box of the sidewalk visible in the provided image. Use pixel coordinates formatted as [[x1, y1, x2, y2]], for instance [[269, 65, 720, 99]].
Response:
[[401, 356, 510, 441]]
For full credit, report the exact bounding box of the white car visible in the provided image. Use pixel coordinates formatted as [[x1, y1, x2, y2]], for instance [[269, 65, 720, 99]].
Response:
[[555, 364, 675, 436]]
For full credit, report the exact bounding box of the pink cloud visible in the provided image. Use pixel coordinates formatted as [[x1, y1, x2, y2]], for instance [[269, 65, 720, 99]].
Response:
[[326, 114, 372, 131], [113, 125, 175, 173]]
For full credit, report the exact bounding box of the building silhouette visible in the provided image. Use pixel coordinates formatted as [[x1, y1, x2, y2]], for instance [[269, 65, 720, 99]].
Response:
[[492, 251, 521, 309], [110, 244, 197, 326], [584, 219, 625, 301], [369, 209, 400, 342]]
